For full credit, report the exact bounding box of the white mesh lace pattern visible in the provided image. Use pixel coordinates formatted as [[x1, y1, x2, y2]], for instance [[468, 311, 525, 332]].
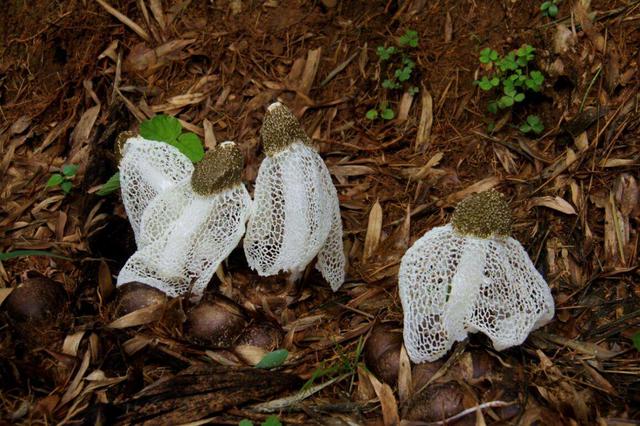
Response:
[[244, 142, 345, 290], [117, 183, 251, 299], [399, 224, 554, 363], [119, 137, 194, 245]]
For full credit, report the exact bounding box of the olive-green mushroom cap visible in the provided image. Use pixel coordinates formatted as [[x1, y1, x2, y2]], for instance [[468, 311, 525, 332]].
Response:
[[451, 190, 512, 239], [260, 102, 310, 156], [191, 141, 244, 196], [115, 131, 137, 163]]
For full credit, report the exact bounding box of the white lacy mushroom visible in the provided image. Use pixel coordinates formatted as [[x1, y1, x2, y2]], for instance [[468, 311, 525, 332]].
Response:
[[399, 190, 554, 363], [118, 135, 194, 245], [117, 142, 251, 299], [244, 102, 345, 290]]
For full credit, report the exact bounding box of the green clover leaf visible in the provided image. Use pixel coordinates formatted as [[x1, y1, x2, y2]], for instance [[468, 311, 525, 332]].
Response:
[[256, 349, 289, 369], [479, 48, 499, 64], [140, 114, 182, 144], [60, 181, 73, 194], [46, 173, 64, 187], [381, 108, 395, 120], [97, 172, 121, 196], [62, 164, 78, 177], [399, 29, 419, 47], [376, 46, 396, 61], [174, 133, 205, 163]]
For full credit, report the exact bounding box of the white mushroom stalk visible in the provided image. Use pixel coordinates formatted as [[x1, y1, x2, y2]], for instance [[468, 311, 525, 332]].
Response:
[[117, 142, 251, 299], [118, 135, 194, 245], [244, 102, 345, 291], [399, 190, 554, 363]]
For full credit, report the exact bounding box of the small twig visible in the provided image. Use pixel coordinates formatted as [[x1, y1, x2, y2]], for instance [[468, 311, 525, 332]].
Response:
[[320, 51, 359, 87], [96, 0, 151, 43]]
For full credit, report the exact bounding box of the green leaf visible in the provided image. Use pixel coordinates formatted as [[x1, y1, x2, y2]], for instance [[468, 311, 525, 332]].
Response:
[[239, 420, 254, 426], [399, 29, 418, 47], [632, 332, 640, 351], [519, 123, 532, 133], [175, 133, 205, 163], [261, 416, 282, 426], [479, 48, 498, 64], [541, 1, 550, 11], [395, 66, 412, 82], [140, 114, 182, 144], [61, 181, 73, 194], [376, 46, 396, 61], [408, 86, 419, 96], [402, 57, 415, 68], [527, 115, 544, 133], [476, 76, 494, 91], [62, 164, 78, 177], [520, 115, 544, 134], [97, 172, 121, 196], [487, 101, 499, 114], [548, 4, 558, 17], [498, 96, 514, 108], [381, 108, 395, 120], [365, 109, 378, 120], [256, 349, 288, 369], [382, 79, 400, 89], [0, 250, 71, 261], [514, 92, 525, 102], [46, 174, 64, 187]]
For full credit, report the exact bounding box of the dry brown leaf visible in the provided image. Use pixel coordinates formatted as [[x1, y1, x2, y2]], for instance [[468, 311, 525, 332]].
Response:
[[529, 196, 577, 215], [123, 335, 153, 356], [398, 345, 412, 406], [540, 333, 621, 360], [358, 365, 399, 425], [10, 116, 31, 135], [330, 165, 375, 177], [71, 105, 100, 148], [444, 11, 452, 42], [415, 89, 433, 152], [59, 350, 91, 407], [107, 303, 165, 329], [364, 200, 383, 261], [0, 288, 13, 306], [299, 48, 322, 95], [62, 331, 86, 357], [202, 119, 217, 149], [234, 344, 267, 366], [397, 92, 414, 122], [98, 261, 114, 303], [149, 0, 166, 31], [599, 158, 637, 168], [440, 176, 501, 206]]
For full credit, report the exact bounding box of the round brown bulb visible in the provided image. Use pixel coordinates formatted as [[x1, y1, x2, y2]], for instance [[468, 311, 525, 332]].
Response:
[[114, 282, 167, 318], [191, 142, 244, 196], [115, 131, 136, 163], [364, 324, 403, 385], [236, 322, 283, 352], [451, 190, 512, 238], [4, 277, 67, 324], [260, 102, 310, 157], [404, 381, 466, 422], [186, 294, 247, 348]]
